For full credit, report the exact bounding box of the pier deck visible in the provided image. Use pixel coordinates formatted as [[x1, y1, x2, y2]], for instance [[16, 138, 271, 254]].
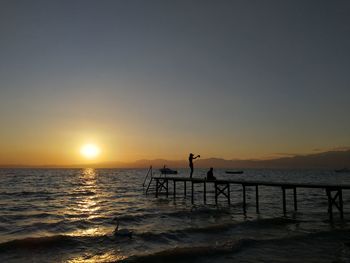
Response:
[[150, 176, 350, 221]]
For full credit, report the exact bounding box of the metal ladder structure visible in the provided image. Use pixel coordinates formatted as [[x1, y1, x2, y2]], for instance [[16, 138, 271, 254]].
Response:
[[143, 166, 154, 194]]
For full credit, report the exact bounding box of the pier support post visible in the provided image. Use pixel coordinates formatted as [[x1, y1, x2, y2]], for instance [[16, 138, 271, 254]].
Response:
[[243, 184, 246, 214], [155, 178, 159, 198], [339, 189, 344, 219], [203, 182, 206, 204], [173, 180, 176, 199], [326, 187, 344, 221], [255, 185, 259, 214], [155, 178, 168, 198], [282, 187, 286, 215], [191, 181, 194, 204], [281, 186, 298, 215], [227, 183, 230, 205], [184, 181, 186, 198], [293, 187, 297, 211], [327, 188, 333, 221], [215, 182, 230, 206], [166, 179, 169, 198]]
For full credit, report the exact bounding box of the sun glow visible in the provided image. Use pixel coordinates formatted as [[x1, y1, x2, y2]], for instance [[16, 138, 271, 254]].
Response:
[[80, 144, 101, 159]]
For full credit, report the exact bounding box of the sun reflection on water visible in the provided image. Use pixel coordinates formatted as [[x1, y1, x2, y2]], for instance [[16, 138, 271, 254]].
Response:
[[66, 168, 110, 237], [67, 227, 106, 237], [82, 168, 98, 179], [66, 251, 126, 263]]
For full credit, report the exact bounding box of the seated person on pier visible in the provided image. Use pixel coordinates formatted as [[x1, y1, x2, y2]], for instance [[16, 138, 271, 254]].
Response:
[[206, 167, 216, 180]]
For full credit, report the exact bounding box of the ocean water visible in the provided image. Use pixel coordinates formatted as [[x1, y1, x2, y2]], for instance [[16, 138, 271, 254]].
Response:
[[1, 168, 350, 263]]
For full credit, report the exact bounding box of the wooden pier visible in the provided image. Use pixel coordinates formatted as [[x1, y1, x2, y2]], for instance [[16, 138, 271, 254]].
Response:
[[149, 176, 350, 221]]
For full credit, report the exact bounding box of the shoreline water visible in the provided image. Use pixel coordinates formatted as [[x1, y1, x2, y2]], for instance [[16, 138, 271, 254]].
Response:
[[1, 168, 350, 262]]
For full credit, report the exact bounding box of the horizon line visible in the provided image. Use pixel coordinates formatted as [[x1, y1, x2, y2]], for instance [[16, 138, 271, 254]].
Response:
[[0, 149, 349, 169]]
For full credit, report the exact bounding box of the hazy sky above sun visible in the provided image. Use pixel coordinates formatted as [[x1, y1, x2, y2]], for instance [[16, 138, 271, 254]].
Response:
[[0, 0, 350, 165]]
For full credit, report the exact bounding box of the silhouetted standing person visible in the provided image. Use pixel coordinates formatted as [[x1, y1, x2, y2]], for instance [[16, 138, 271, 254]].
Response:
[[189, 153, 200, 178]]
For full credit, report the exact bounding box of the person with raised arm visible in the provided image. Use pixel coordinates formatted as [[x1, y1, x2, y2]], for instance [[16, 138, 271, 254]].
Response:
[[189, 153, 200, 178]]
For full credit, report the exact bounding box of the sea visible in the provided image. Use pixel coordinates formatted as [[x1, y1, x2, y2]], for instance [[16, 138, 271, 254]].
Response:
[[1, 168, 350, 263]]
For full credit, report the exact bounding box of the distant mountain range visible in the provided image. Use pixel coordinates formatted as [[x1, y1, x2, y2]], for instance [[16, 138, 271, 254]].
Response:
[[125, 149, 350, 169], [1, 149, 349, 169]]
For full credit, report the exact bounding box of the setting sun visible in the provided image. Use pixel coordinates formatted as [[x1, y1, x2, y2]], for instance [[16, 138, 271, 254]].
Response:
[[80, 144, 101, 159]]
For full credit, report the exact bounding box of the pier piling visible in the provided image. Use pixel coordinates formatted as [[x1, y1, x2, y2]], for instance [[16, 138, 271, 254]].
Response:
[[256, 185, 259, 214]]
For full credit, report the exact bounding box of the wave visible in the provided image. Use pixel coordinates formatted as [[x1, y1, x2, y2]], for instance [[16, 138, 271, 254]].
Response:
[[65, 208, 230, 224], [0, 218, 297, 252], [113, 207, 232, 224], [1, 212, 64, 222], [0, 234, 111, 252], [1, 221, 350, 261], [4, 218, 104, 237], [240, 217, 300, 227], [68, 190, 96, 197], [120, 239, 256, 263], [0, 190, 55, 197], [120, 228, 350, 263], [0, 235, 79, 251], [136, 216, 298, 242], [0, 226, 8, 232], [115, 206, 300, 227]]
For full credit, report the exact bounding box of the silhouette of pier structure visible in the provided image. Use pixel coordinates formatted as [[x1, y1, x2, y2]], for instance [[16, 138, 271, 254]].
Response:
[[144, 171, 349, 221]]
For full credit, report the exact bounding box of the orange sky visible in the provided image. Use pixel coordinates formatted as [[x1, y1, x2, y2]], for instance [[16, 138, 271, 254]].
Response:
[[1, 1, 350, 166], [0, 120, 346, 166]]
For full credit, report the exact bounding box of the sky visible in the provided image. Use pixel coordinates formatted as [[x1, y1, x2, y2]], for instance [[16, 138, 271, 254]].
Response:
[[0, 0, 350, 166]]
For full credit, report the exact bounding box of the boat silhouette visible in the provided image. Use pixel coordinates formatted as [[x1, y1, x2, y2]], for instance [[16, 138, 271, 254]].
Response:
[[225, 170, 244, 174], [160, 167, 178, 175]]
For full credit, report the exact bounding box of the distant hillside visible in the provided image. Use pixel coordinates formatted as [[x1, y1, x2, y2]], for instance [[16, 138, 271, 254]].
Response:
[[1, 150, 349, 169], [127, 150, 350, 169], [257, 150, 350, 169]]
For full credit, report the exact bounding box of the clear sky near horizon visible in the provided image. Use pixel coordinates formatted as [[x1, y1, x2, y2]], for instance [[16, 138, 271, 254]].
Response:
[[0, 0, 350, 166]]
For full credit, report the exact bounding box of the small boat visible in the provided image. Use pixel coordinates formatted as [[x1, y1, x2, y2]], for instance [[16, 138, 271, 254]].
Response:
[[335, 168, 350, 173], [225, 170, 244, 174], [159, 167, 178, 175]]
